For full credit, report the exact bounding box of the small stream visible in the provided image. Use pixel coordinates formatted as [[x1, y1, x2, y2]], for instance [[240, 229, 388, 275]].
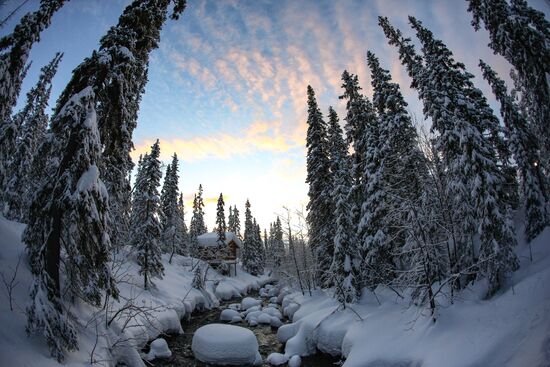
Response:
[[144, 287, 340, 366]]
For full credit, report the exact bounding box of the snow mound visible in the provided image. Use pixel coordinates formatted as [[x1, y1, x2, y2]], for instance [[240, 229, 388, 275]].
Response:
[[220, 309, 241, 322], [192, 324, 262, 365], [262, 306, 283, 319], [241, 297, 262, 310], [145, 338, 172, 361], [230, 315, 243, 323], [258, 313, 272, 324], [270, 316, 283, 328]]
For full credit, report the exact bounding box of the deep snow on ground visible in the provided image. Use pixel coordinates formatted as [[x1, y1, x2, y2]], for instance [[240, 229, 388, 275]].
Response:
[[1, 213, 549, 367], [277, 225, 550, 367], [0, 216, 272, 367]]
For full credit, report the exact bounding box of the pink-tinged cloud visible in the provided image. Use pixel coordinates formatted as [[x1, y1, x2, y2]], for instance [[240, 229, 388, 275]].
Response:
[[132, 120, 297, 163]]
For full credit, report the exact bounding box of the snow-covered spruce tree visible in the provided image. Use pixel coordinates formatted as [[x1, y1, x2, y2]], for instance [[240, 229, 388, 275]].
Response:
[[190, 184, 208, 237], [228, 205, 235, 233], [3, 52, 62, 220], [242, 200, 261, 275], [467, 0, 550, 175], [326, 106, 360, 304], [175, 193, 189, 257], [339, 72, 380, 289], [305, 85, 333, 287], [366, 51, 430, 272], [216, 193, 226, 245], [232, 205, 241, 239], [263, 228, 271, 269], [480, 61, 549, 243], [339, 71, 378, 225], [379, 16, 462, 283], [272, 217, 285, 271], [24, 87, 117, 361], [408, 17, 518, 295], [132, 140, 164, 289], [367, 51, 443, 313], [188, 194, 200, 258], [254, 218, 265, 272], [55, 0, 187, 251], [160, 153, 180, 256], [265, 222, 275, 271], [0, 0, 66, 126]]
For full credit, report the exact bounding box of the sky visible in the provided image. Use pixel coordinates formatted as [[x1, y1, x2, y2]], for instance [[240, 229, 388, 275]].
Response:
[[1, 0, 549, 231]]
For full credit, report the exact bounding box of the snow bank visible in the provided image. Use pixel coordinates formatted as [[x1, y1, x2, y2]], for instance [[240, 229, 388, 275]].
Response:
[[192, 324, 262, 365], [0, 216, 272, 367], [278, 227, 550, 367]]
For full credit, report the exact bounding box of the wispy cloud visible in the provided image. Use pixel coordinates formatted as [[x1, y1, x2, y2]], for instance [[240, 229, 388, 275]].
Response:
[[132, 120, 297, 163]]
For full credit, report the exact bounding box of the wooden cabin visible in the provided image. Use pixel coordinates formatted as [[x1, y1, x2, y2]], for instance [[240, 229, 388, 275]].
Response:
[[197, 232, 241, 276]]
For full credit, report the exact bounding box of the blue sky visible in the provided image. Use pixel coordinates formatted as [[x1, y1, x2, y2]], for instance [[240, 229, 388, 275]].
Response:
[[2, 0, 548, 230]]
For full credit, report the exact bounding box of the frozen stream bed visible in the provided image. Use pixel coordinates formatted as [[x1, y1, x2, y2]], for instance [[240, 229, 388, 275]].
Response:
[[143, 285, 339, 366]]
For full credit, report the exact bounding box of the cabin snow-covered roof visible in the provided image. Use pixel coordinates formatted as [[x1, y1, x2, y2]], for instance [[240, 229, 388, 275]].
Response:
[[197, 232, 241, 248]]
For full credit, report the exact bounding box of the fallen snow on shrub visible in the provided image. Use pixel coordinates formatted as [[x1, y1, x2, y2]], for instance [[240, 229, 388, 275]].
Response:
[[145, 338, 171, 361], [192, 324, 262, 366]]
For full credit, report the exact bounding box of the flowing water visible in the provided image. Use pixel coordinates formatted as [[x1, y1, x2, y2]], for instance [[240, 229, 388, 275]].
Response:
[[144, 288, 340, 366]]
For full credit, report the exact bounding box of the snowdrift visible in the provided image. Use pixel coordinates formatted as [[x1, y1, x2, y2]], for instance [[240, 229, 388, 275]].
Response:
[[278, 227, 550, 367]]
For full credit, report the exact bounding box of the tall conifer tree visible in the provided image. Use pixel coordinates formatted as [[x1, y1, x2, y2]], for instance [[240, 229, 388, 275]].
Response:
[[132, 140, 164, 289], [3, 52, 62, 220], [327, 106, 360, 303], [480, 61, 549, 242], [305, 85, 333, 286], [467, 0, 550, 174]]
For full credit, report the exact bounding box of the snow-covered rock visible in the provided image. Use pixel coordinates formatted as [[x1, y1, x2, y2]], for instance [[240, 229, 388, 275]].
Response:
[[145, 338, 172, 361], [241, 297, 262, 310], [245, 310, 263, 322], [262, 306, 283, 319], [230, 315, 243, 323], [192, 324, 262, 366], [270, 316, 283, 328], [266, 352, 288, 365], [258, 313, 272, 324], [283, 303, 300, 319], [220, 309, 241, 322], [270, 296, 279, 304], [228, 303, 241, 311], [243, 305, 262, 315], [288, 355, 302, 367], [277, 323, 299, 343]]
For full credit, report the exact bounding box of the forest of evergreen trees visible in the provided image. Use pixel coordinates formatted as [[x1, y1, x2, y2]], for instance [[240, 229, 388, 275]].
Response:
[[0, 0, 547, 363], [304, 3, 549, 317]]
